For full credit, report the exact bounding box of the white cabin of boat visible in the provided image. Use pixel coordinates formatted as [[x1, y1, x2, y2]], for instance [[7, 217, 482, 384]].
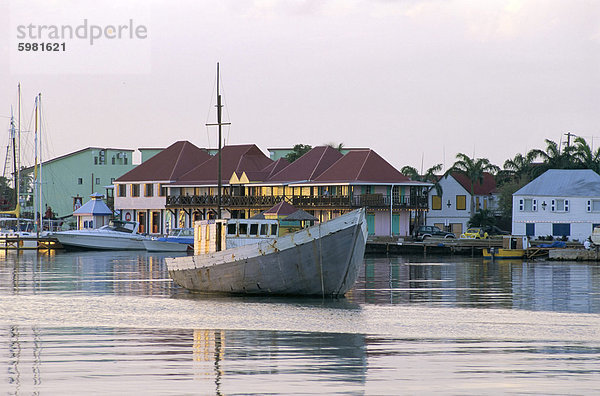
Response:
[[193, 217, 314, 255]]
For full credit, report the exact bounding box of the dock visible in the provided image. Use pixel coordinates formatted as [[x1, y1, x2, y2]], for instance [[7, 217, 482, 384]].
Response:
[[0, 236, 62, 250], [366, 237, 583, 259]]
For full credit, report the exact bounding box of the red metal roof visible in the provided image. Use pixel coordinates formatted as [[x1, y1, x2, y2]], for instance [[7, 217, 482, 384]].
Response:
[[451, 172, 497, 195], [313, 149, 411, 183], [175, 144, 273, 185], [116, 141, 210, 182], [263, 201, 297, 216], [268, 146, 343, 182]]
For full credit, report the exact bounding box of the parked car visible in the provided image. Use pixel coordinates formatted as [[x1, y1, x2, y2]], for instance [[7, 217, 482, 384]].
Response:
[[460, 227, 489, 239], [415, 226, 455, 240], [482, 225, 510, 236]]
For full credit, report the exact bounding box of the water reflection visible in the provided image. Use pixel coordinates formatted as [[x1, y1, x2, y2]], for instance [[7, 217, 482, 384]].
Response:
[[2, 325, 367, 395], [350, 255, 600, 313]]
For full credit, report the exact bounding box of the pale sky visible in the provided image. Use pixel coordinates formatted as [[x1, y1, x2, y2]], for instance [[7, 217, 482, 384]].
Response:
[[1, 0, 599, 172]]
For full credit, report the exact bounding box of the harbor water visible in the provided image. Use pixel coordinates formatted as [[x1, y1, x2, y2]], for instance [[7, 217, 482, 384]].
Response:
[[1, 251, 600, 394]]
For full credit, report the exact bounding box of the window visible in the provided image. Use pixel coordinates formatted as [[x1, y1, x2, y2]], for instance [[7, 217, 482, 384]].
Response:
[[159, 184, 167, 197], [94, 156, 98, 165], [260, 224, 268, 236], [227, 223, 237, 235], [249, 223, 259, 236], [145, 184, 154, 197], [587, 200, 600, 212], [270, 224, 278, 236], [519, 198, 537, 212], [526, 223, 535, 236], [456, 195, 466, 210], [77, 178, 83, 185], [239, 223, 248, 235], [112, 157, 116, 165], [124, 157, 128, 165], [111, 178, 115, 183], [131, 184, 140, 197], [432, 196, 442, 210], [118, 184, 126, 197], [552, 223, 570, 237], [551, 199, 569, 212], [96, 178, 100, 185]]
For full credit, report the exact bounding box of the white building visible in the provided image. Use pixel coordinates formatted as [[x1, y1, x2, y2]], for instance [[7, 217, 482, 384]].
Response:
[[512, 169, 600, 241], [426, 172, 499, 236]]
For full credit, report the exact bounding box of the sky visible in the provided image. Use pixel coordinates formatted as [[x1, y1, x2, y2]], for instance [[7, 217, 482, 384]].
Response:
[[1, 0, 599, 172]]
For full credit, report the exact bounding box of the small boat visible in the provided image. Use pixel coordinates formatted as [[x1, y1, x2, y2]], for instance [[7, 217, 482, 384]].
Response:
[[143, 228, 194, 252], [52, 220, 148, 250], [483, 235, 528, 260], [165, 208, 368, 297]]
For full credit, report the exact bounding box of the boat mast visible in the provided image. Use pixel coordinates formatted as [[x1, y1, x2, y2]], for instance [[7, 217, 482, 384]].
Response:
[[217, 63, 222, 219], [17, 84, 21, 220], [34, 94, 39, 235], [205, 63, 230, 220], [38, 93, 43, 230]]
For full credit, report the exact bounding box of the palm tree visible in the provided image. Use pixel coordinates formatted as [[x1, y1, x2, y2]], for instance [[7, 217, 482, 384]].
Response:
[[401, 164, 443, 196], [448, 153, 499, 217], [529, 138, 577, 176], [572, 136, 600, 173], [502, 151, 538, 183], [326, 142, 345, 152]]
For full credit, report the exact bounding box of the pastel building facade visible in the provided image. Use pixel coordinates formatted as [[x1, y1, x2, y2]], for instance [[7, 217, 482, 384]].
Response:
[[512, 169, 600, 241]]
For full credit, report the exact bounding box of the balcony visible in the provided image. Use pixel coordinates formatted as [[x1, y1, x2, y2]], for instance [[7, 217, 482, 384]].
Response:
[[166, 194, 428, 210]]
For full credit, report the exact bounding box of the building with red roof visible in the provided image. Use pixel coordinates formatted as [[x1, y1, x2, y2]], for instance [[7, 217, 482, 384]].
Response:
[[426, 172, 499, 236]]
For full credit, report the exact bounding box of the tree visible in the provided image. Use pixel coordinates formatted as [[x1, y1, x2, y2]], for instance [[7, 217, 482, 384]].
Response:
[[468, 209, 497, 228], [326, 142, 345, 152], [401, 164, 443, 196], [572, 136, 600, 173], [529, 138, 577, 177], [448, 153, 499, 217], [502, 151, 538, 184], [284, 144, 312, 163]]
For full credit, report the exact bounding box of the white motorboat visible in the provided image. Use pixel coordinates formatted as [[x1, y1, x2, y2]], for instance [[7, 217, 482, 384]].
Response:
[[143, 228, 193, 252], [52, 220, 148, 250]]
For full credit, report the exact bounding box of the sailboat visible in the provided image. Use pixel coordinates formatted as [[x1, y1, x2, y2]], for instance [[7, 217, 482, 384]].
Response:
[[165, 64, 368, 297]]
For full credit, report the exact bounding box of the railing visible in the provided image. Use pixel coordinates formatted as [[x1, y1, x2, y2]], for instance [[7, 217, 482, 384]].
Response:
[[166, 194, 429, 210]]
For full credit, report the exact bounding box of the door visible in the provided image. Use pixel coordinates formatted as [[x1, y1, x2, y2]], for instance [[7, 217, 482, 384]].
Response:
[[138, 212, 147, 234], [525, 223, 535, 237], [392, 214, 400, 235], [367, 214, 375, 236]]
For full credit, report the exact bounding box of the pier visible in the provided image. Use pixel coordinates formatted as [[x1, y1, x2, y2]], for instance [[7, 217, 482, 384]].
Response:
[[0, 236, 61, 250]]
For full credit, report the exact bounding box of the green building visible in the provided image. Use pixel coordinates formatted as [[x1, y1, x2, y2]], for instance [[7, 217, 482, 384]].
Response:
[[21, 147, 135, 219]]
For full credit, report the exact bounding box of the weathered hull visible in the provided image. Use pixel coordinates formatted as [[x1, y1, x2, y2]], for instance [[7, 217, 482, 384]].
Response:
[[166, 208, 367, 297]]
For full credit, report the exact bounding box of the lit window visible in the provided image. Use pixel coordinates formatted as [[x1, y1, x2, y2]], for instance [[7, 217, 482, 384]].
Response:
[[456, 195, 466, 210]]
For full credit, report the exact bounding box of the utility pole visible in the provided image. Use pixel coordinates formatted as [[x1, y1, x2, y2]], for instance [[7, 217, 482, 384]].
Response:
[[564, 131, 576, 148]]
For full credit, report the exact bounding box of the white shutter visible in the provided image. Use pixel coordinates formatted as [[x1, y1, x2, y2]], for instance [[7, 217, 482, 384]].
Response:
[[588, 200, 592, 212], [519, 199, 524, 211], [551, 199, 556, 212], [565, 200, 569, 212], [532, 199, 537, 211]]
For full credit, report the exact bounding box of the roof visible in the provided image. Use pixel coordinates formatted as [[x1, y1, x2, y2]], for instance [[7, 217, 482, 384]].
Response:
[[284, 209, 318, 222], [515, 169, 600, 197], [73, 195, 113, 216], [174, 144, 273, 185], [451, 172, 497, 195], [313, 149, 411, 183], [116, 141, 210, 182], [263, 201, 297, 216], [268, 146, 343, 182]]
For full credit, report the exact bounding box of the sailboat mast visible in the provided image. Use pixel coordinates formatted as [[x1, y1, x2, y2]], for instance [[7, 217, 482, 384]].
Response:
[[17, 84, 21, 219], [34, 95, 39, 234], [217, 63, 222, 220], [10, 111, 17, 206], [38, 93, 43, 228]]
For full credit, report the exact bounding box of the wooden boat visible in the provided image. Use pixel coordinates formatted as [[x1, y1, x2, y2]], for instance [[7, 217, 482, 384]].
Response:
[[165, 208, 367, 297]]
